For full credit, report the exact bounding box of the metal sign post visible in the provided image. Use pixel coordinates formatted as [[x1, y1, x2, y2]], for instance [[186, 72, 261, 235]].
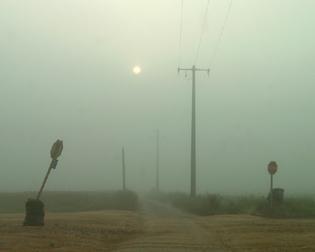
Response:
[[267, 161, 277, 208], [270, 174, 274, 207], [36, 140, 63, 200]]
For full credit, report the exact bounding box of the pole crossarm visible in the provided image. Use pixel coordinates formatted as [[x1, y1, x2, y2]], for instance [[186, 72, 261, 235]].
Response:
[[178, 66, 210, 75]]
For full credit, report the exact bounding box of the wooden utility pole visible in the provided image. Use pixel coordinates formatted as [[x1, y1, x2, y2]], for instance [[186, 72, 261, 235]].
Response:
[[122, 147, 126, 191], [178, 65, 209, 197], [156, 130, 160, 191]]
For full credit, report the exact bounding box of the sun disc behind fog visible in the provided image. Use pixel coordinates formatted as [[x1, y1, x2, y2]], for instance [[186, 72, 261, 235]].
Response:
[[133, 66, 141, 74]]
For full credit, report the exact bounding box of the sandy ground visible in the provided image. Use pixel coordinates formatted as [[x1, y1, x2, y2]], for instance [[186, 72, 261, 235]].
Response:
[[1, 199, 315, 252]]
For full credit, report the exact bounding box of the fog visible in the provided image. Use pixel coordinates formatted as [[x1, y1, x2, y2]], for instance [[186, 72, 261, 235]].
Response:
[[1, 1, 314, 195]]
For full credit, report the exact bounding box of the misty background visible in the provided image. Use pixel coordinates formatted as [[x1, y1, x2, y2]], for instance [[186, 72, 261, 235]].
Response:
[[1, 1, 314, 195]]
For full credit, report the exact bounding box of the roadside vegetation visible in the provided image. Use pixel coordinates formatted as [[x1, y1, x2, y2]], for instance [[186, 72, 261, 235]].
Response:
[[0, 190, 138, 213], [148, 191, 315, 218]]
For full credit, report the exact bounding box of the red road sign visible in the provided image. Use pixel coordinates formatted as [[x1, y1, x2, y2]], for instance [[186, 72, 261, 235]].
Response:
[[268, 161, 277, 175]]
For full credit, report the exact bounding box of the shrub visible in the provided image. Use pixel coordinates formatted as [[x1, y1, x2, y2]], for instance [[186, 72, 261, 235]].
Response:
[[0, 190, 139, 213], [147, 191, 315, 218]]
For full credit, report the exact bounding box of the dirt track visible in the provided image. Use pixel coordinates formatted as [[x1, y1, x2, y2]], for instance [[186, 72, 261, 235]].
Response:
[[1, 199, 315, 251]]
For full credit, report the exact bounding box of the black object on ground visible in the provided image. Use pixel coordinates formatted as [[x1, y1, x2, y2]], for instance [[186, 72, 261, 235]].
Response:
[[267, 188, 284, 203], [23, 199, 45, 226]]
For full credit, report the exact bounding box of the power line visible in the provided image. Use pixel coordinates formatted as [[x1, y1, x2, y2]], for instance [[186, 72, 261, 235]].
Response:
[[178, 0, 184, 67], [195, 0, 210, 65], [208, 0, 233, 69], [156, 77, 190, 132], [197, 0, 233, 88], [155, 0, 186, 130]]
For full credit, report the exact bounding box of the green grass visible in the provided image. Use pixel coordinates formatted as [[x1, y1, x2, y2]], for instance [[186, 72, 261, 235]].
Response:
[[147, 191, 315, 218], [0, 190, 138, 214]]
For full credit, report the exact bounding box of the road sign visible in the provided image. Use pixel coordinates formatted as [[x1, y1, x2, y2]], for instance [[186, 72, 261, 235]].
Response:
[[51, 159, 58, 169], [50, 140, 63, 159], [268, 161, 277, 175]]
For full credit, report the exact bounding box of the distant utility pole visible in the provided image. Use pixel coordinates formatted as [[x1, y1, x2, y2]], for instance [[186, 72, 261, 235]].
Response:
[[122, 147, 126, 191], [178, 65, 209, 197], [156, 130, 160, 191]]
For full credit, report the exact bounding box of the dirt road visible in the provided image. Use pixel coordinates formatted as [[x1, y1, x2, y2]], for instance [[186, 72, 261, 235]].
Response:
[[1, 199, 315, 251], [111, 198, 227, 251]]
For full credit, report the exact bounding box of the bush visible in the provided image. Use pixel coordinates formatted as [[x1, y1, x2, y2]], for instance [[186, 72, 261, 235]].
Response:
[[0, 190, 139, 213], [147, 191, 315, 218]]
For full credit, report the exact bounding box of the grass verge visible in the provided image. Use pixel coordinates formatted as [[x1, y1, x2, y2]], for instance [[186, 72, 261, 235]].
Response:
[[147, 191, 315, 218], [0, 190, 138, 213]]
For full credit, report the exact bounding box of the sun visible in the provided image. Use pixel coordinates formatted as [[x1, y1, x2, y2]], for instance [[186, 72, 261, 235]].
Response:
[[133, 66, 141, 74]]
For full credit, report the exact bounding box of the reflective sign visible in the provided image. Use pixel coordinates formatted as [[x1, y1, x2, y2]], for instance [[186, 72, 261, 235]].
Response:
[[51, 159, 58, 169]]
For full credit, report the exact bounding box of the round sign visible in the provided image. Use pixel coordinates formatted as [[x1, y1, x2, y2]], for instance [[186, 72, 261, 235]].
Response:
[[268, 161, 277, 175], [50, 140, 63, 159]]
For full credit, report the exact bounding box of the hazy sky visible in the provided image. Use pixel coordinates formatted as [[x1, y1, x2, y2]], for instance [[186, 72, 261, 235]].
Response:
[[1, 1, 314, 195]]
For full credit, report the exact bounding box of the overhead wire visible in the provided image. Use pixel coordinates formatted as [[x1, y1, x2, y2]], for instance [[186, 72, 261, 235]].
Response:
[[207, 0, 233, 70], [195, 0, 210, 66], [156, 0, 188, 132], [197, 0, 233, 88], [178, 0, 184, 68]]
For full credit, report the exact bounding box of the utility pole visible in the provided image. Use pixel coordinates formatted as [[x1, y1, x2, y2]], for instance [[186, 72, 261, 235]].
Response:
[[156, 130, 160, 191], [122, 147, 126, 191], [178, 65, 209, 197]]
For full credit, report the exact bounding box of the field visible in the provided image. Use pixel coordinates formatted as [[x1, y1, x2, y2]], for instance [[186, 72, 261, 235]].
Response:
[[0, 210, 142, 252], [1, 191, 315, 251]]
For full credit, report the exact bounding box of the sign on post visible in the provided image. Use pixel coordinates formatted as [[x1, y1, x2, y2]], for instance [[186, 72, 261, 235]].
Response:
[[51, 159, 58, 169], [268, 161, 277, 175], [36, 140, 63, 200]]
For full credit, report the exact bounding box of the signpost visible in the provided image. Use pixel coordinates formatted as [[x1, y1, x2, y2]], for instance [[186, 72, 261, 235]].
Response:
[[268, 161, 278, 208], [36, 140, 63, 200]]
